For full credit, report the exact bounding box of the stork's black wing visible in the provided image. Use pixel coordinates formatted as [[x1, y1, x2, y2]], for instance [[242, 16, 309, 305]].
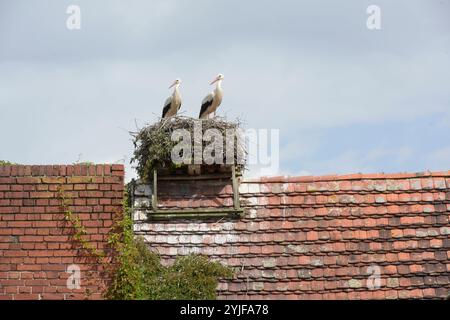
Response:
[[162, 97, 172, 118], [199, 94, 214, 118]]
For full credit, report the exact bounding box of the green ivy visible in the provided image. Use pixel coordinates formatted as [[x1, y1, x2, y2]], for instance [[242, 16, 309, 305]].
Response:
[[89, 184, 233, 300], [158, 254, 234, 300], [60, 182, 234, 300], [59, 187, 105, 260], [106, 209, 234, 300]]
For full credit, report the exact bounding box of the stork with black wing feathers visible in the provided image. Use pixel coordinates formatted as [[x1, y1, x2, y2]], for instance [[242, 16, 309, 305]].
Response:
[[199, 74, 224, 119], [162, 79, 182, 119]]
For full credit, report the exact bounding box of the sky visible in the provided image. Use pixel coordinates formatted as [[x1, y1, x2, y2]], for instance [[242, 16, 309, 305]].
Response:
[[1, 0, 449, 180]]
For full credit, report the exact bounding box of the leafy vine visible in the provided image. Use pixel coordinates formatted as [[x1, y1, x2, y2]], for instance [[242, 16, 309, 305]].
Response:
[[58, 187, 105, 260], [58, 183, 235, 300]]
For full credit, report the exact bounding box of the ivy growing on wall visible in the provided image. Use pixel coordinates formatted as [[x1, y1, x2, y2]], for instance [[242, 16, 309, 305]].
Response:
[[59, 183, 234, 300], [105, 187, 234, 300], [59, 188, 105, 260]]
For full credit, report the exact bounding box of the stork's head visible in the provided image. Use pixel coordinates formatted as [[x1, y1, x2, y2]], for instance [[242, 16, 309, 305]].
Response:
[[169, 78, 181, 89], [210, 74, 224, 85]]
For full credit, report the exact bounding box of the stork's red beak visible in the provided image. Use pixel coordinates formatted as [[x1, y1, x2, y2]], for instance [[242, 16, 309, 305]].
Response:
[[210, 77, 219, 85], [169, 81, 177, 89]]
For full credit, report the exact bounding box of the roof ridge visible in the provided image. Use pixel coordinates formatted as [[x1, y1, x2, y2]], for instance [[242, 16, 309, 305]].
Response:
[[243, 170, 450, 183]]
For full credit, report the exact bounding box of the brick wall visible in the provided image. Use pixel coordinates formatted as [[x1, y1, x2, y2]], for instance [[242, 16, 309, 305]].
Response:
[[133, 172, 450, 300], [0, 164, 124, 300]]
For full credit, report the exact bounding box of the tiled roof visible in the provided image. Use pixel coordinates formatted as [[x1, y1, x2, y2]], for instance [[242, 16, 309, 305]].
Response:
[[133, 171, 450, 299]]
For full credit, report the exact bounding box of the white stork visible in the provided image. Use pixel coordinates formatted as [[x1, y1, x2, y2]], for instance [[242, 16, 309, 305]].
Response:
[[199, 74, 224, 119], [162, 79, 182, 119]]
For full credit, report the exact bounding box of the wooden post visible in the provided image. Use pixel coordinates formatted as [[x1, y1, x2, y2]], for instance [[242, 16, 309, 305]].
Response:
[[152, 169, 158, 211], [232, 165, 240, 211]]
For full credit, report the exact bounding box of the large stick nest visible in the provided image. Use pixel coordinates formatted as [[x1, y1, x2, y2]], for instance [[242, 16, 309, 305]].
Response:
[[130, 116, 247, 181]]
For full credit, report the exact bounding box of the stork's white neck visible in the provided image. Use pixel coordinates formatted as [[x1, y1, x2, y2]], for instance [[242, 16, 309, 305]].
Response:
[[172, 84, 181, 102], [215, 79, 222, 91]]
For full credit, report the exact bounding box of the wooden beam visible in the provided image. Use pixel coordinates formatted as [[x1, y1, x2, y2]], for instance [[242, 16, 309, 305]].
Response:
[[145, 208, 244, 220], [232, 165, 240, 211], [152, 169, 158, 211]]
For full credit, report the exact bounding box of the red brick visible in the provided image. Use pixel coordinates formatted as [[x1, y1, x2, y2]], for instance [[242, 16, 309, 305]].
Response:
[[30, 192, 54, 199], [0, 177, 15, 184], [44, 236, 69, 242], [66, 176, 93, 184], [14, 294, 40, 300], [36, 185, 49, 192], [16, 177, 41, 184], [91, 176, 104, 183], [74, 184, 86, 191], [111, 164, 124, 172], [80, 191, 103, 198], [10, 185, 23, 192], [20, 236, 44, 242], [103, 176, 122, 184], [17, 264, 42, 271], [40, 293, 63, 300]]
